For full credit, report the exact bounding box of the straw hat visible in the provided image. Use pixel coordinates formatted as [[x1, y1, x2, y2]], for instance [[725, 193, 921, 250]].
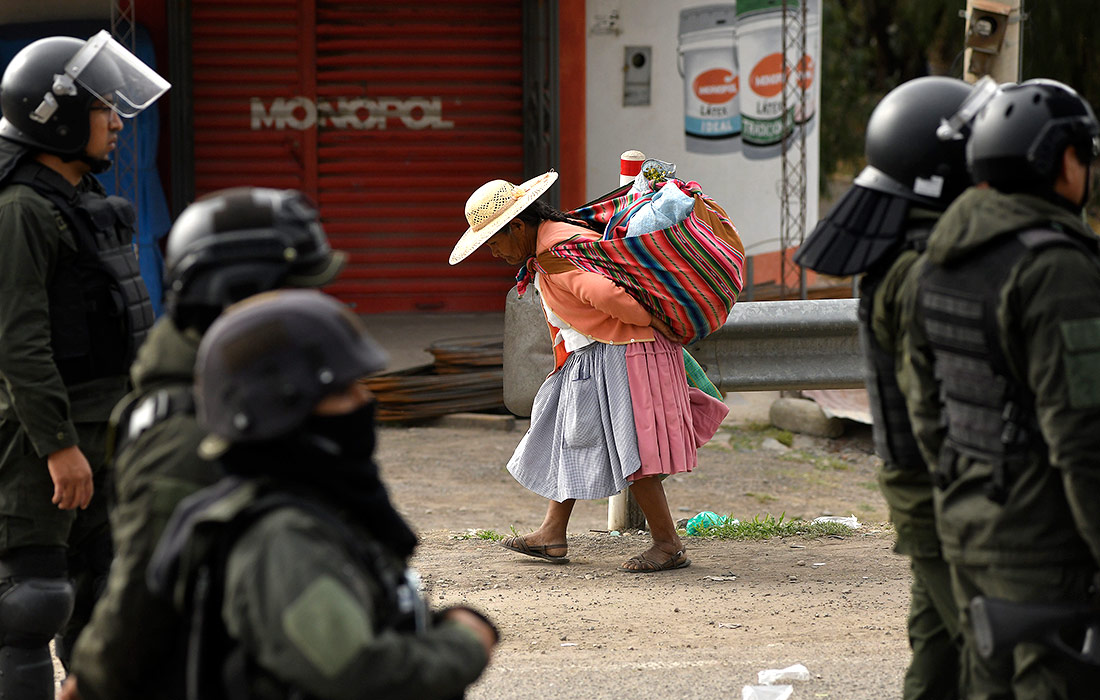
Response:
[[449, 170, 559, 265]]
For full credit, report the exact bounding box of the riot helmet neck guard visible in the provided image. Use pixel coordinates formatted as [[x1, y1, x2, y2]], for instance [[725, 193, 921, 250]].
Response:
[[796, 76, 974, 276]]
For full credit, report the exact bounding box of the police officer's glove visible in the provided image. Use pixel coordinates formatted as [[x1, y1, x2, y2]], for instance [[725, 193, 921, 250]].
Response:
[[436, 605, 501, 644]]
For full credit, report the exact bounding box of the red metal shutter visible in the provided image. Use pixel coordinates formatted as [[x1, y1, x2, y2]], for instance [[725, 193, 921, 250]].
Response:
[[190, 0, 524, 312], [191, 0, 313, 193]]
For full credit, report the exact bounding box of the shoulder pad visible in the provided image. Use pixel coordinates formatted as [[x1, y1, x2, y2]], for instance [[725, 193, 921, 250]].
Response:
[[1016, 227, 1098, 256], [113, 387, 195, 456]]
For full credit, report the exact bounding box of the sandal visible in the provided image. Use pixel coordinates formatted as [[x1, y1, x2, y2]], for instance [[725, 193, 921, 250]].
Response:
[[499, 535, 569, 563], [621, 549, 690, 573]]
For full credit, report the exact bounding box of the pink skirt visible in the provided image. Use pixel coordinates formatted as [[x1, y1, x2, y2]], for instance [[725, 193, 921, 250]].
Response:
[[624, 333, 729, 480]]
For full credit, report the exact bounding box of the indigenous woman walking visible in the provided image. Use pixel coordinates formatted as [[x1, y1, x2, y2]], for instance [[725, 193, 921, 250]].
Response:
[[449, 171, 728, 572]]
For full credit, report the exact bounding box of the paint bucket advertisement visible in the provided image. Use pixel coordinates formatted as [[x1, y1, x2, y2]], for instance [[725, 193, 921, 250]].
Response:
[[586, 0, 822, 256], [677, 4, 740, 154], [738, 0, 798, 159]]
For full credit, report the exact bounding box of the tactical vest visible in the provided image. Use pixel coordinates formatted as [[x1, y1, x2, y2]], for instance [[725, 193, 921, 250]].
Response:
[[916, 228, 1092, 502], [158, 479, 425, 700], [857, 224, 932, 472], [858, 278, 926, 471], [8, 162, 153, 385]]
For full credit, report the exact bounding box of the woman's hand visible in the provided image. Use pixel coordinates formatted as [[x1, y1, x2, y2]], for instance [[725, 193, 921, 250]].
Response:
[[649, 314, 673, 340], [59, 676, 82, 700]]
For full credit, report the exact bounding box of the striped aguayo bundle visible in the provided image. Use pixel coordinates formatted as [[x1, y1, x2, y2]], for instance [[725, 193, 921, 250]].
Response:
[[538, 179, 746, 345]]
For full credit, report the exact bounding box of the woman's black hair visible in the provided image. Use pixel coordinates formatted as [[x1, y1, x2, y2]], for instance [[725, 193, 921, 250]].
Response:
[[515, 199, 600, 233]]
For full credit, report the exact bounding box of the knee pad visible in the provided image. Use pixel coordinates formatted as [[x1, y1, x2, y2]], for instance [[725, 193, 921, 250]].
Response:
[[0, 645, 55, 700], [0, 577, 75, 647]]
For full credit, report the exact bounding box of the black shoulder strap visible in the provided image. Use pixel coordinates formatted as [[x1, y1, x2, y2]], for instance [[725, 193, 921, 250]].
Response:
[[1017, 226, 1100, 265], [7, 160, 79, 216], [187, 489, 302, 700]]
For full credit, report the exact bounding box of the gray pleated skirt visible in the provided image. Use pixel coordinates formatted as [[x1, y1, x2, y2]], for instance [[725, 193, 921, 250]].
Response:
[[507, 342, 642, 502]]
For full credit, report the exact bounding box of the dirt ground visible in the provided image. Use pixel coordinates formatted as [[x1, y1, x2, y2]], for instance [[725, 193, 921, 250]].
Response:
[[377, 392, 915, 700]]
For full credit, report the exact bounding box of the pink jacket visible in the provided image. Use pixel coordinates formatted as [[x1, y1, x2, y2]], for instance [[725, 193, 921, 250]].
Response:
[[535, 221, 655, 347]]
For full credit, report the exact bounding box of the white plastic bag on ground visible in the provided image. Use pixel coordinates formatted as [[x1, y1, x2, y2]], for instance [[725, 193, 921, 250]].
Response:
[[811, 514, 861, 529], [758, 663, 811, 684], [741, 685, 793, 700]]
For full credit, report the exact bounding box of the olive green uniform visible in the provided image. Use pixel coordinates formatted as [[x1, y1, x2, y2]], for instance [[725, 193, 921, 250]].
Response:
[[0, 173, 133, 661], [902, 187, 1100, 699], [153, 478, 489, 699], [866, 208, 961, 700], [0, 177, 127, 551], [69, 317, 220, 700]]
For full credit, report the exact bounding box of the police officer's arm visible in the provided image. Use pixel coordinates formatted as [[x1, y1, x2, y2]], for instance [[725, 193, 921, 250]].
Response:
[[1012, 247, 1100, 566], [224, 510, 490, 700], [69, 417, 212, 700], [896, 259, 946, 469], [0, 196, 92, 508]]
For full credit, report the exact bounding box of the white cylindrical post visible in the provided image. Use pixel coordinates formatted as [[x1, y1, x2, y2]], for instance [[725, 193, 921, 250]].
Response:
[[619, 149, 646, 186], [609, 149, 649, 533]]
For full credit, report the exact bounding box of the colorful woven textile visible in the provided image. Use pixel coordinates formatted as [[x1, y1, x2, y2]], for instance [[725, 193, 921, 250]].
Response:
[[538, 179, 746, 345], [683, 348, 721, 399]]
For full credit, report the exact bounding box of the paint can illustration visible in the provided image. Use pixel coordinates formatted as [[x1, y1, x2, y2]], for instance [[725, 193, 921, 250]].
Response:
[[677, 4, 740, 154], [737, 0, 798, 160]]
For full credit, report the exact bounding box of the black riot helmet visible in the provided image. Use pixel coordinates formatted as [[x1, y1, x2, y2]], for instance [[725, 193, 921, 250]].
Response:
[[194, 289, 388, 453], [0, 31, 169, 156], [163, 187, 347, 332], [967, 79, 1100, 196], [794, 76, 974, 276]]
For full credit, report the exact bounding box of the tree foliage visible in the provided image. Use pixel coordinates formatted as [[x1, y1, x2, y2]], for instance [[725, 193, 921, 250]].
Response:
[[820, 0, 964, 182], [821, 0, 1100, 211]]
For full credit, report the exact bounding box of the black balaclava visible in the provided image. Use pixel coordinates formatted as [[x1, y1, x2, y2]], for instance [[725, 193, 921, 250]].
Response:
[[220, 401, 418, 559]]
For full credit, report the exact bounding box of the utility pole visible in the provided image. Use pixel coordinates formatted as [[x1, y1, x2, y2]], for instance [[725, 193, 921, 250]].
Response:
[[962, 0, 1024, 84]]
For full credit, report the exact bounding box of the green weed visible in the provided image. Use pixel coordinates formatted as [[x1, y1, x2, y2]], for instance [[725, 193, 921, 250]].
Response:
[[780, 449, 851, 471], [744, 491, 778, 504], [684, 512, 856, 540], [450, 529, 504, 541], [727, 422, 794, 450]]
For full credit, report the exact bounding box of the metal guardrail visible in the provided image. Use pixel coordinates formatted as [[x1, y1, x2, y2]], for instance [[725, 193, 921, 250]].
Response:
[[503, 293, 863, 416], [686, 298, 864, 391]]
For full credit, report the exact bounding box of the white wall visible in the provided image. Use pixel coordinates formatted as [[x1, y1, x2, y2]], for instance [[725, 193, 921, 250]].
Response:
[[585, 0, 822, 255]]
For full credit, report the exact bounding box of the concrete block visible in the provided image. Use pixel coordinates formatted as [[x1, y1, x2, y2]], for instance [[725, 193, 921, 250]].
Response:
[[503, 286, 554, 417], [769, 397, 844, 439], [432, 413, 517, 432]]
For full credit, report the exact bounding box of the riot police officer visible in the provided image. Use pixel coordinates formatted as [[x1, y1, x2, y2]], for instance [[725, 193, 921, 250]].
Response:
[[904, 79, 1100, 698], [0, 31, 167, 699], [62, 187, 347, 700], [796, 75, 977, 699], [148, 289, 498, 699]]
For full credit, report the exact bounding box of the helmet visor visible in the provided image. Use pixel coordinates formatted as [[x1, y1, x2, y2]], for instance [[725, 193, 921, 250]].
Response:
[[65, 30, 170, 117], [937, 75, 1000, 142]]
